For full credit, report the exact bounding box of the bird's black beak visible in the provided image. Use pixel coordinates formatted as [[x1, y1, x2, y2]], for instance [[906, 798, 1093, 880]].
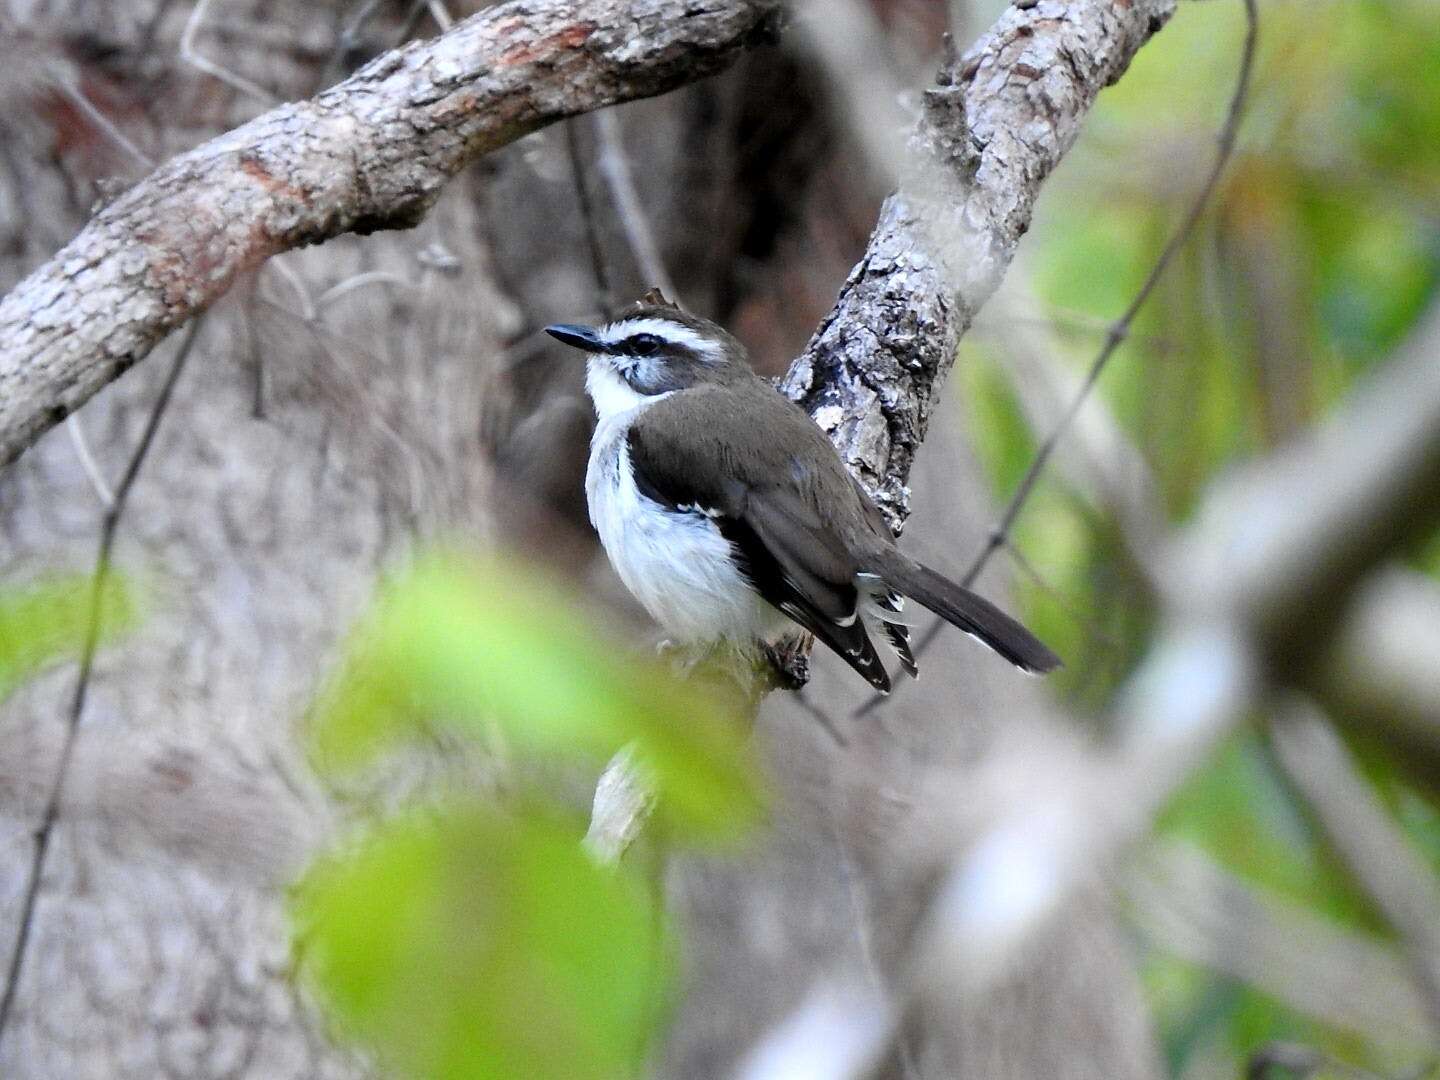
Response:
[[544, 323, 608, 353]]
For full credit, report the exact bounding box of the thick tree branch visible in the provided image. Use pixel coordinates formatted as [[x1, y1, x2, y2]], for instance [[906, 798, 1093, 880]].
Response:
[[781, 0, 1176, 522], [0, 0, 778, 465]]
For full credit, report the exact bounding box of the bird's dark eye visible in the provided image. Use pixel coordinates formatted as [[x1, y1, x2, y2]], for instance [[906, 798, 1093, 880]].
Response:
[[627, 333, 663, 356]]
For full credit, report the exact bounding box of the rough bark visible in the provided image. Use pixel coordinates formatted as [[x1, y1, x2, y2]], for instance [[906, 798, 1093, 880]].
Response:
[[782, 0, 1175, 522], [0, 0, 779, 466]]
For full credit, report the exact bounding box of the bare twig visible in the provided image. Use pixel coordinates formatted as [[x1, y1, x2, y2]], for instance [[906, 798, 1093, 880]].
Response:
[[987, 276, 1169, 566], [565, 121, 615, 315], [51, 73, 155, 171], [65, 414, 115, 509], [315, 271, 414, 310], [427, 0, 455, 32], [180, 0, 279, 105], [266, 253, 317, 321], [590, 109, 679, 302], [1269, 702, 1440, 1036], [1002, 539, 1123, 656], [0, 318, 203, 1044]]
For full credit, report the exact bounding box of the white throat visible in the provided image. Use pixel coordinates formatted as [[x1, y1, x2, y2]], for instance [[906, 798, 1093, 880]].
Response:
[[586, 359, 659, 422]]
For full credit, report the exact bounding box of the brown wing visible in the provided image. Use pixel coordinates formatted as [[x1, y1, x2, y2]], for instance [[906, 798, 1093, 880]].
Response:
[[627, 385, 892, 691]]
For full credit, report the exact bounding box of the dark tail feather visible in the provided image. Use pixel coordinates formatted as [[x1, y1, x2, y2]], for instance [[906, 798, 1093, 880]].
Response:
[[882, 621, 919, 678], [866, 552, 1061, 674]]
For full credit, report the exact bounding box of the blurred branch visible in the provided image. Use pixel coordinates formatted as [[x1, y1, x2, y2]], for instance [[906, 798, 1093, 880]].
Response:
[[916, 283, 1440, 990], [1129, 842, 1435, 1047], [1314, 568, 1440, 777], [737, 982, 894, 1080], [565, 119, 615, 316], [751, 227, 1440, 1078], [0, 0, 779, 465], [985, 276, 1169, 577], [957, 0, 1255, 583], [591, 109, 679, 303], [583, 746, 656, 865], [0, 318, 203, 1045], [913, 285, 1440, 1020], [1270, 702, 1440, 1036]]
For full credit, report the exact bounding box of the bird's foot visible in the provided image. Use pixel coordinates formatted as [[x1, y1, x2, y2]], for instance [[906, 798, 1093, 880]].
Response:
[[763, 635, 811, 693]]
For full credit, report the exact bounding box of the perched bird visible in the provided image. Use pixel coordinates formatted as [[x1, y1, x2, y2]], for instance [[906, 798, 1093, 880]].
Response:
[[545, 296, 1060, 693]]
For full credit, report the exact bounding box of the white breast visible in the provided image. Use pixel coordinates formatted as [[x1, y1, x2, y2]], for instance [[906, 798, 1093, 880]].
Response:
[[585, 367, 772, 644]]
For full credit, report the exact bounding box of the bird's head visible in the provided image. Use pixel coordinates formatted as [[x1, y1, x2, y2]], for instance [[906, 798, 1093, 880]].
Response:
[[545, 303, 749, 418]]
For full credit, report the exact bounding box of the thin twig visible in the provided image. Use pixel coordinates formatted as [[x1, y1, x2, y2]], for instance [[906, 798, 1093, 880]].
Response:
[[860, 0, 1257, 713], [590, 109, 679, 301], [330, 0, 387, 78], [1002, 538, 1124, 654], [266, 254, 316, 320], [0, 318, 203, 1045], [793, 688, 849, 746], [315, 271, 414, 310], [564, 120, 614, 314], [180, 0, 279, 105], [426, 0, 454, 31], [961, 0, 1255, 586], [51, 73, 154, 170], [65, 414, 116, 509], [395, 0, 437, 48]]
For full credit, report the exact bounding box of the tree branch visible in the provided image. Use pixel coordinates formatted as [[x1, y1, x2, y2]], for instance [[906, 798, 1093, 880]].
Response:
[[780, 0, 1177, 523], [0, 0, 779, 465]]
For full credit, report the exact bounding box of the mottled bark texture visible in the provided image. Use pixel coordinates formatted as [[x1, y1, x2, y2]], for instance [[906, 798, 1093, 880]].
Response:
[[782, 0, 1175, 523], [0, 0, 779, 466]]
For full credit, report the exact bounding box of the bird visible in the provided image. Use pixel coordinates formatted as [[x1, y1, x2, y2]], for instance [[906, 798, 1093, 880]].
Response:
[[544, 294, 1061, 693]]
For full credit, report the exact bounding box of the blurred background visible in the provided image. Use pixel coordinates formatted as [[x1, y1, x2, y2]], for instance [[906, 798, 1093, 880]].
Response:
[[1, 0, 1438, 1077]]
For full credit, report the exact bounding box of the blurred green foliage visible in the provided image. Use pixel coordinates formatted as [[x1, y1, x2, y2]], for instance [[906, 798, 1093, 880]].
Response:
[[295, 805, 665, 1080], [296, 552, 761, 1079], [963, 0, 1440, 1075], [0, 573, 137, 702]]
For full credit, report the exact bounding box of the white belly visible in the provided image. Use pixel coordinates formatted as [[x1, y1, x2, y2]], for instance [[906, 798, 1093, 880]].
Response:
[[586, 415, 773, 644]]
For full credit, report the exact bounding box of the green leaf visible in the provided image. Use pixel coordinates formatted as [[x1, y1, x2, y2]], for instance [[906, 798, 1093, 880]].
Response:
[[0, 573, 138, 701], [294, 803, 668, 1080], [311, 552, 762, 840]]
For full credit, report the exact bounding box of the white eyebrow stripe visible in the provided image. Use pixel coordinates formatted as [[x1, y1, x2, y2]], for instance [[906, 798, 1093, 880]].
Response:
[[598, 317, 724, 362]]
